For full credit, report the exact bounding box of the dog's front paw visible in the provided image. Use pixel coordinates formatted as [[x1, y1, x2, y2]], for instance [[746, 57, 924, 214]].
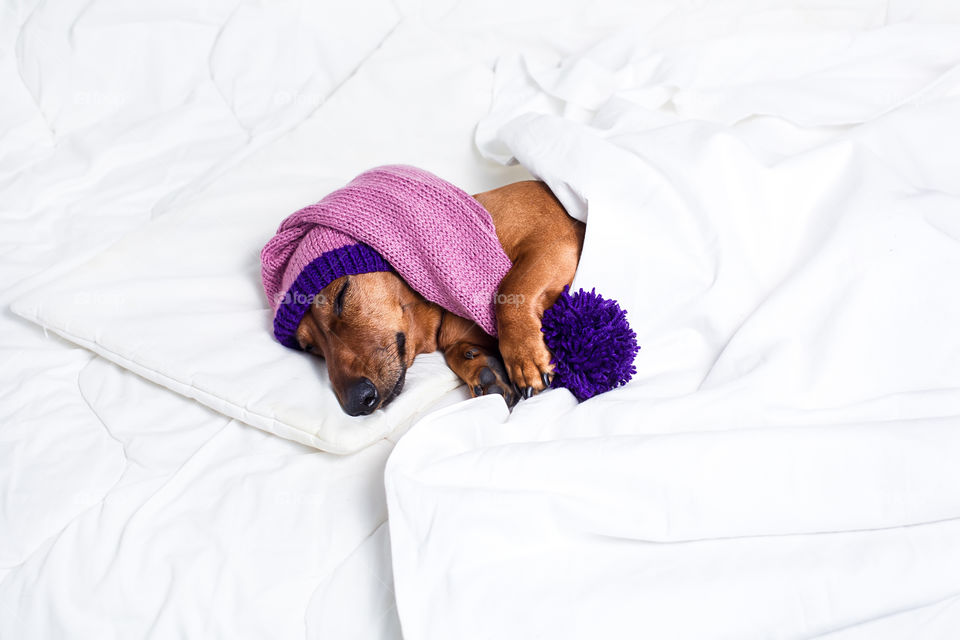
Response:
[[446, 343, 519, 407], [500, 336, 554, 399]]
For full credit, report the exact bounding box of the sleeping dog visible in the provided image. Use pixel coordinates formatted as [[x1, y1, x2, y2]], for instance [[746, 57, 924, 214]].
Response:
[[264, 171, 584, 416]]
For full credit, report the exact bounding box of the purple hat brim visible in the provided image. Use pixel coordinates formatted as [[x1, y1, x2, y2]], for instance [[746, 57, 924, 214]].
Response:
[[272, 244, 392, 348]]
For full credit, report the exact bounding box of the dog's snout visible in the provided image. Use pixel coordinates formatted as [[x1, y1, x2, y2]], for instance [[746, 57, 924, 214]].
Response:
[[344, 378, 379, 416]]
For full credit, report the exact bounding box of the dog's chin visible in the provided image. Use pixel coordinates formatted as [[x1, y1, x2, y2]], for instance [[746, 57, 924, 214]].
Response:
[[380, 366, 407, 409]]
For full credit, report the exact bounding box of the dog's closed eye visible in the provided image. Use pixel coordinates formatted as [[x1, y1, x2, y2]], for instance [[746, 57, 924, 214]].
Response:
[[334, 279, 350, 316]]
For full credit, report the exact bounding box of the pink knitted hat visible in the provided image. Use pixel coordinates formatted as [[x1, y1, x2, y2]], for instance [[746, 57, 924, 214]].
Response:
[[261, 165, 512, 348]]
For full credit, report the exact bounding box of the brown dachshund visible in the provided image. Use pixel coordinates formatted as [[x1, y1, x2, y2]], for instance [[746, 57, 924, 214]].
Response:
[[294, 180, 585, 415]]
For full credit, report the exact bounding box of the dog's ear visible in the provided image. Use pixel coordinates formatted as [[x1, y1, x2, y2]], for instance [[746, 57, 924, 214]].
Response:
[[295, 313, 323, 357]]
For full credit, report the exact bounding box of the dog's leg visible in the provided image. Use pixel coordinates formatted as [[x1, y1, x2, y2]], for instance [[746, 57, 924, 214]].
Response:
[[438, 312, 518, 406], [473, 181, 584, 399], [496, 249, 578, 398]]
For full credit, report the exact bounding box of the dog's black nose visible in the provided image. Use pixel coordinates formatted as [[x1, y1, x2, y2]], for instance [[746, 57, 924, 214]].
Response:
[[344, 378, 379, 416]]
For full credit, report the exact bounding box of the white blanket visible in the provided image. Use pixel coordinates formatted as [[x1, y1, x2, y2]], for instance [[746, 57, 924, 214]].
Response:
[[386, 22, 960, 640]]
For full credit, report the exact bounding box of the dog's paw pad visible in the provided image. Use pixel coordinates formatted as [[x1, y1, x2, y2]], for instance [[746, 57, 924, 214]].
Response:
[[478, 366, 497, 385], [469, 360, 517, 406]]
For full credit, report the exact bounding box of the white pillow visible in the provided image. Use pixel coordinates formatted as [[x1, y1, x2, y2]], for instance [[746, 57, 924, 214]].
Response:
[[10, 176, 467, 454], [10, 20, 530, 454]]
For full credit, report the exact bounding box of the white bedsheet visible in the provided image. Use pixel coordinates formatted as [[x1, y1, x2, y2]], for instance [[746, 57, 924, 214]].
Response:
[[4, 1, 960, 639]]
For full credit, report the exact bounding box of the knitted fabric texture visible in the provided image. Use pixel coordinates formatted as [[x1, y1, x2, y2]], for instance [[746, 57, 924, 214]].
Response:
[[261, 165, 512, 348]]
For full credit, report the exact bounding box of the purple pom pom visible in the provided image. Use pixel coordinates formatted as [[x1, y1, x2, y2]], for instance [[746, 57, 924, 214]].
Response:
[[540, 286, 640, 401]]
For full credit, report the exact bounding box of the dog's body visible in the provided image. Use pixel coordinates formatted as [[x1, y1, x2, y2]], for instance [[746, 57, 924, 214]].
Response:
[[294, 180, 584, 415]]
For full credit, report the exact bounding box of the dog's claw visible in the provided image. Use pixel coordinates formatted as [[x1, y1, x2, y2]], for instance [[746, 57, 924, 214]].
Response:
[[499, 329, 556, 397]]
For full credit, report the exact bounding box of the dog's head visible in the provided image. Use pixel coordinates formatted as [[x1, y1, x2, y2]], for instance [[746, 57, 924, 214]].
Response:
[[295, 271, 440, 416]]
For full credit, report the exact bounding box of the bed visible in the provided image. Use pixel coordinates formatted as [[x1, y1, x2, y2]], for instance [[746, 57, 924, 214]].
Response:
[[3, 1, 959, 638]]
